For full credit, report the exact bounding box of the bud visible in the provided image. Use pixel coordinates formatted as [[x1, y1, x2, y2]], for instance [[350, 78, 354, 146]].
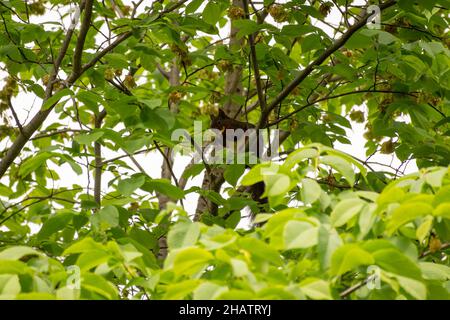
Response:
[[380, 140, 395, 154], [342, 49, 353, 58], [42, 74, 50, 86], [169, 91, 183, 104], [29, 0, 45, 16], [429, 236, 442, 253], [268, 4, 288, 23], [349, 110, 365, 123], [217, 60, 233, 72], [124, 75, 136, 89], [319, 2, 333, 17], [122, 5, 131, 16], [227, 6, 245, 19], [129, 202, 139, 211], [104, 68, 115, 80]]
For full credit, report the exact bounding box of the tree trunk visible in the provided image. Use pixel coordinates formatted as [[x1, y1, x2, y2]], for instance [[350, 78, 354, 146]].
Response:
[[194, 0, 245, 220]]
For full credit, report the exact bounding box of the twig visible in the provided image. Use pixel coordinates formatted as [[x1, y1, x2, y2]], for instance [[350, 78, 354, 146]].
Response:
[[7, 97, 23, 134], [243, 0, 266, 111], [419, 242, 450, 258]]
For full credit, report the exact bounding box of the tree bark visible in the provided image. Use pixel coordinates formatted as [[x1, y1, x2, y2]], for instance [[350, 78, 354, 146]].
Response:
[[194, 0, 246, 220]]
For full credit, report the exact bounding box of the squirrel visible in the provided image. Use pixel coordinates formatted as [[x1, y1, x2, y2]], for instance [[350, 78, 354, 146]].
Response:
[[210, 109, 255, 131], [209, 109, 267, 206]]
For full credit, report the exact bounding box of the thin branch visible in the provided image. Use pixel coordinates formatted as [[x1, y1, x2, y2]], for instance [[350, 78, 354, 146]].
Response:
[[340, 277, 371, 299], [72, 0, 94, 75], [7, 98, 23, 134], [102, 147, 156, 164], [156, 63, 170, 80], [31, 128, 83, 140], [94, 109, 106, 205], [153, 140, 180, 189], [243, 0, 266, 111], [267, 89, 415, 127], [419, 242, 450, 258]]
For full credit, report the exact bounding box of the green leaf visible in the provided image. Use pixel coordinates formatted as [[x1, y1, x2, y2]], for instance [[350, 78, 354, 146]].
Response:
[[74, 131, 104, 145], [284, 147, 319, 169], [117, 175, 145, 196], [167, 221, 201, 250], [193, 282, 228, 300], [82, 273, 118, 299], [283, 220, 318, 249], [416, 216, 433, 243], [395, 275, 427, 300], [241, 163, 277, 186], [318, 226, 342, 270], [63, 237, 106, 255], [230, 258, 250, 277], [433, 185, 450, 207], [18, 152, 51, 177], [0, 246, 41, 260], [91, 205, 119, 231], [330, 198, 366, 228], [37, 212, 73, 241], [186, 0, 204, 14], [172, 247, 213, 276], [330, 244, 374, 276], [300, 278, 332, 300], [216, 289, 255, 300], [358, 203, 377, 239], [301, 178, 322, 204], [163, 280, 202, 300], [239, 237, 283, 266], [141, 179, 185, 200], [224, 164, 245, 186], [0, 260, 31, 275], [419, 262, 450, 281], [386, 203, 433, 235], [433, 203, 450, 219], [0, 274, 21, 296], [203, 1, 226, 25], [77, 250, 110, 271], [424, 168, 448, 187], [105, 53, 129, 69], [377, 187, 405, 206], [321, 155, 355, 185], [16, 293, 56, 300], [233, 20, 268, 39], [42, 88, 72, 110], [373, 249, 422, 280], [263, 173, 291, 197], [225, 211, 241, 229]]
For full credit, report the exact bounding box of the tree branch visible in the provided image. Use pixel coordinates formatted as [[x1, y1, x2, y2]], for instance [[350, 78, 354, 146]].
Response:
[[7, 97, 23, 134], [94, 109, 106, 205], [267, 89, 414, 127], [243, 0, 266, 111], [72, 0, 93, 75]]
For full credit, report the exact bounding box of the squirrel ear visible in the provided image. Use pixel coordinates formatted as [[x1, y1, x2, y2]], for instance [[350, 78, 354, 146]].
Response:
[[218, 108, 227, 118]]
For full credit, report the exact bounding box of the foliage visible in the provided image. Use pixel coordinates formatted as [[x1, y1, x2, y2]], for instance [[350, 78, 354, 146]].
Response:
[[0, 0, 449, 300]]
